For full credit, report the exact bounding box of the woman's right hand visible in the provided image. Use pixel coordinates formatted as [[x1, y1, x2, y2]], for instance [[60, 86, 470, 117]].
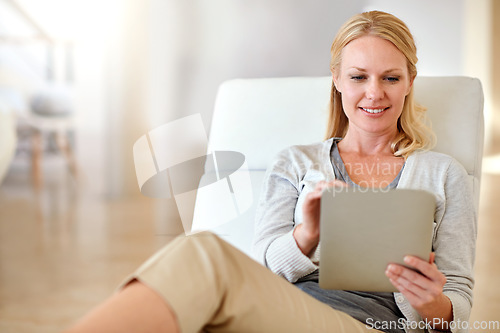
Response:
[[293, 180, 348, 256]]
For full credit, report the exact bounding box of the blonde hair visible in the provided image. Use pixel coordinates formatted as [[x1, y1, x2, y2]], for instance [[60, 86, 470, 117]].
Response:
[[326, 10, 435, 158]]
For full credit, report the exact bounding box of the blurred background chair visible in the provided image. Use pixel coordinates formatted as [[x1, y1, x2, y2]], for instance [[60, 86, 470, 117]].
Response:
[[0, 0, 77, 189], [25, 84, 77, 189], [0, 84, 77, 189], [193, 76, 484, 257]]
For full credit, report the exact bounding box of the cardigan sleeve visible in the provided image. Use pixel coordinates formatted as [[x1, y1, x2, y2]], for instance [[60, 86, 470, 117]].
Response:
[[251, 146, 324, 283], [397, 153, 477, 333], [434, 158, 477, 332]]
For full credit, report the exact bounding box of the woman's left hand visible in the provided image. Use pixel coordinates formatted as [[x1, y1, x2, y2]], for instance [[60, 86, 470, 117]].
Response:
[[385, 253, 452, 327]]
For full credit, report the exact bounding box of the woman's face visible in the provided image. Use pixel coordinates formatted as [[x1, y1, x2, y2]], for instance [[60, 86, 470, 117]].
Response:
[[333, 35, 413, 137]]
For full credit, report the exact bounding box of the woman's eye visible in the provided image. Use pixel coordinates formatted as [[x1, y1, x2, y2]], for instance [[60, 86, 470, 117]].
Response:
[[350, 75, 365, 81], [385, 76, 400, 82]]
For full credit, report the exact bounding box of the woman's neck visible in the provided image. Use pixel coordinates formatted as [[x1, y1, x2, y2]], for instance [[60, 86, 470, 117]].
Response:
[[338, 129, 398, 157]]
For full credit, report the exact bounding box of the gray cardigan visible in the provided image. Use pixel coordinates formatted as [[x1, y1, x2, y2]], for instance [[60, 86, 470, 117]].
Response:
[[252, 138, 476, 333]]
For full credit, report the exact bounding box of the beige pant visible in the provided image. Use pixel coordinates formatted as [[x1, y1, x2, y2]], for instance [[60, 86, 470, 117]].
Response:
[[123, 232, 383, 333]]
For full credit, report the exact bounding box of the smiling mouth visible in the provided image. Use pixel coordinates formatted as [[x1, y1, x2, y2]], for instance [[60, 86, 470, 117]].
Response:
[[360, 107, 389, 114]]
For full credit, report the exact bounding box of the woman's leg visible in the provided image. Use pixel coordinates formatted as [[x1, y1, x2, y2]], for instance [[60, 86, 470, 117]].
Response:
[[64, 280, 179, 333], [65, 232, 380, 333]]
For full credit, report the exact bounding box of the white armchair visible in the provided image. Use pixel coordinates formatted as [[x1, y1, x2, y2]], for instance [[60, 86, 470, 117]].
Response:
[[193, 76, 484, 257]]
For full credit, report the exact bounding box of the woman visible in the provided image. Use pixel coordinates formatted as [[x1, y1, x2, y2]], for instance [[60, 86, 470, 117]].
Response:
[[66, 11, 476, 333]]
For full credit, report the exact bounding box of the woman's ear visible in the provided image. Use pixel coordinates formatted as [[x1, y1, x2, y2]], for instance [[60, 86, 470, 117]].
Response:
[[332, 72, 341, 93], [406, 75, 415, 96]]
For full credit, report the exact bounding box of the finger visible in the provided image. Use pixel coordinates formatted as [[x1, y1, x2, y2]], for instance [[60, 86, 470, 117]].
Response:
[[386, 263, 446, 304], [388, 273, 425, 303], [389, 271, 444, 313], [404, 256, 445, 284], [389, 277, 424, 307], [429, 252, 435, 264], [308, 182, 330, 199], [388, 277, 403, 292], [387, 264, 446, 312], [389, 276, 415, 295], [386, 264, 432, 292], [309, 181, 347, 200], [306, 190, 323, 201], [314, 180, 328, 191]]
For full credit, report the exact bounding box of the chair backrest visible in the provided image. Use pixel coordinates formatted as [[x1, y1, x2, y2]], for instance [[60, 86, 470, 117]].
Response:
[[196, 76, 484, 256]]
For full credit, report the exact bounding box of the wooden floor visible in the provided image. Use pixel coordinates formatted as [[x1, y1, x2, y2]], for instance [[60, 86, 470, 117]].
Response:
[[0, 151, 499, 332]]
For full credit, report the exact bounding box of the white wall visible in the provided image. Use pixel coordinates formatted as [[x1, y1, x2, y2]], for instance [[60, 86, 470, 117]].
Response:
[[462, 0, 495, 153], [146, 0, 365, 131], [363, 0, 465, 76]]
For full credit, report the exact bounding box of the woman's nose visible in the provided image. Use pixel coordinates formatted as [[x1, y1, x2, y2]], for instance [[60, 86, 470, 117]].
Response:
[[365, 80, 384, 100]]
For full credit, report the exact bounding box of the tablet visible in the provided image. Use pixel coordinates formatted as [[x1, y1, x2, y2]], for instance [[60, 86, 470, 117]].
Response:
[[319, 188, 435, 292]]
